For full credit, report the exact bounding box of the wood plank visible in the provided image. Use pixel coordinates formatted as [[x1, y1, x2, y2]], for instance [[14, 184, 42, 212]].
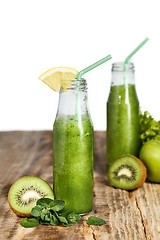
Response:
[[0, 131, 160, 239]]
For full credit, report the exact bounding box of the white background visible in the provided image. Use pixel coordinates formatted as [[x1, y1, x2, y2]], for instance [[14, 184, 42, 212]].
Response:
[[0, 0, 160, 131]]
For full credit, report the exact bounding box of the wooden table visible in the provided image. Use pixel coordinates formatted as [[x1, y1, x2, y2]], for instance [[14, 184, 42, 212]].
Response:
[[0, 131, 159, 240]]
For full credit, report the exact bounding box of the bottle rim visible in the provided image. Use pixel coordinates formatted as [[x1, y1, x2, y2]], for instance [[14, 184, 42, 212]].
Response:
[[112, 62, 135, 72], [60, 78, 87, 92]]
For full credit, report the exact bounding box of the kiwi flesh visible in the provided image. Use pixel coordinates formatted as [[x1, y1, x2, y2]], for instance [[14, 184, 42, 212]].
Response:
[[8, 176, 54, 217], [108, 155, 147, 190]]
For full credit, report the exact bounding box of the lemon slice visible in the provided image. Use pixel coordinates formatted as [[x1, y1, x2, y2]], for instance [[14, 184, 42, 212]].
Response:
[[39, 67, 78, 92]]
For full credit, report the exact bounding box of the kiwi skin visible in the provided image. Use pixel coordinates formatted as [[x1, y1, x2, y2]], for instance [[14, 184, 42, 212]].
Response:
[[8, 176, 54, 217], [8, 197, 30, 217], [131, 155, 147, 190], [108, 155, 147, 190]]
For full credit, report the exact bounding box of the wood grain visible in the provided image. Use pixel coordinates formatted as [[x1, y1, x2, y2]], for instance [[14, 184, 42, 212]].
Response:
[[0, 131, 160, 240]]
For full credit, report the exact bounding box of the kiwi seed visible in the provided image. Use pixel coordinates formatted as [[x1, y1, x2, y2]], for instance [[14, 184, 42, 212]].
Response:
[[113, 164, 137, 182], [17, 186, 45, 205]]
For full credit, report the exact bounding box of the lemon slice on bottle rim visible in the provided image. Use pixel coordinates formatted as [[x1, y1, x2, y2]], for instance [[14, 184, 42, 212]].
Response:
[[39, 67, 78, 92]]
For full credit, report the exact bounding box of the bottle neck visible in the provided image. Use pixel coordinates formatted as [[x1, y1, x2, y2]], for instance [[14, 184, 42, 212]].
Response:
[[56, 79, 90, 120], [111, 62, 135, 86]]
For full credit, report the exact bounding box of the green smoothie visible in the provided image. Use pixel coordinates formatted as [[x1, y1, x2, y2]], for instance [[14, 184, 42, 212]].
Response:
[[53, 116, 93, 214], [107, 84, 140, 170]]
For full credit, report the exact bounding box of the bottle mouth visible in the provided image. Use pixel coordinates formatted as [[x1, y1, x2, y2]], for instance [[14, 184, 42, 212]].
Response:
[[112, 62, 135, 72], [60, 78, 87, 92]]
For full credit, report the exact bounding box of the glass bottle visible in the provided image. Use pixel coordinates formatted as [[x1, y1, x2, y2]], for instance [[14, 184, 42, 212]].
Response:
[[106, 62, 140, 170], [53, 79, 94, 214]]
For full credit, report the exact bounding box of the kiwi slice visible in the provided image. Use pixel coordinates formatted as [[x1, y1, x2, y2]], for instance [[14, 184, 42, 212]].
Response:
[[108, 155, 147, 190], [8, 176, 54, 217]]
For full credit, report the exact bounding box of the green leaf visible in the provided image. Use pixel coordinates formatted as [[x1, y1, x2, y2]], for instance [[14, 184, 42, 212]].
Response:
[[20, 218, 39, 228], [49, 200, 65, 211], [140, 111, 160, 144], [39, 220, 50, 225], [36, 198, 54, 207], [67, 212, 81, 223], [50, 219, 60, 226], [59, 211, 71, 218], [31, 205, 42, 217], [45, 214, 51, 221], [57, 216, 68, 224], [50, 214, 60, 226], [63, 222, 73, 227], [41, 209, 50, 221], [87, 216, 106, 226], [55, 212, 68, 224]]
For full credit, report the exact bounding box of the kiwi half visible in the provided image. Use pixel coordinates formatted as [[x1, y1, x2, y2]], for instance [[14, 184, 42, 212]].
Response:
[[108, 155, 147, 190], [8, 176, 54, 217]]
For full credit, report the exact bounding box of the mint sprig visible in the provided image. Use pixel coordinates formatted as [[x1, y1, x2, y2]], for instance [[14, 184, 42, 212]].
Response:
[[20, 198, 106, 228], [20, 198, 81, 228]]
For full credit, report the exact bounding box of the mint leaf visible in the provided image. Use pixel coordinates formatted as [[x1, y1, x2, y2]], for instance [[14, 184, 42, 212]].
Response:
[[50, 214, 60, 226], [87, 216, 106, 226], [39, 220, 50, 225], [63, 222, 73, 227], [36, 198, 54, 207], [20, 218, 39, 228], [55, 212, 68, 224], [67, 212, 81, 223], [45, 213, 51, 221], [31, 205, 42, 217], [59, 211, 71, 218], [41, 209, 50, 221], [49, 200, 65, 211], [57, 215, 68, 224]]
